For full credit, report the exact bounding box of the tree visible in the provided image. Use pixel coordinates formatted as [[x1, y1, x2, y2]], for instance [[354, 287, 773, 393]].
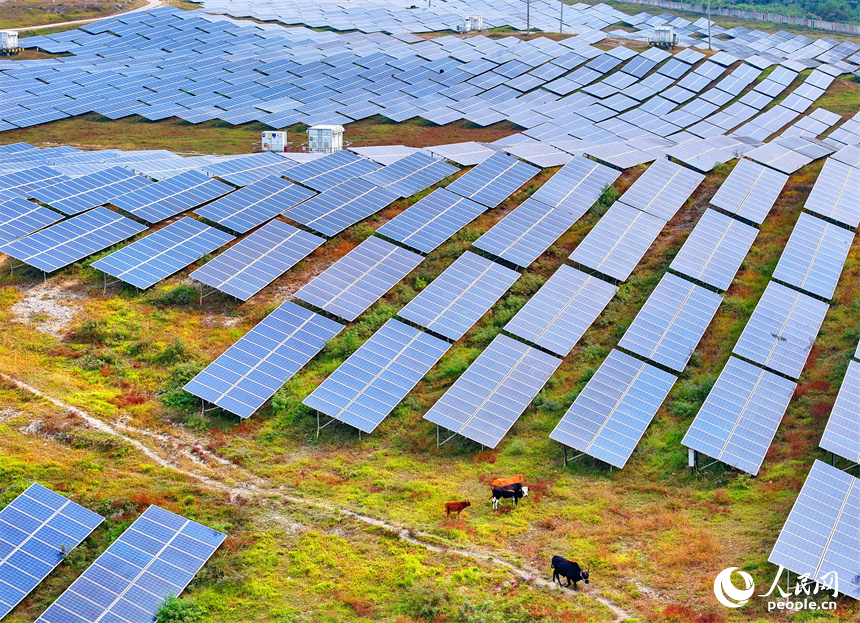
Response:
[[155, 593, 203, 623]]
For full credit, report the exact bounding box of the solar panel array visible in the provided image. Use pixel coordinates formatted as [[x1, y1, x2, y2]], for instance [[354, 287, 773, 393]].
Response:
[[772, 212, 854, 300], [669, 209, 759, 291], [803, 157, 860, 229], [295, 236, 422, 321], [505, 265, 617, 357], [820, 360, 860, 463], [682, 356, 796, 475], [0, 195, 62, 245], [35, 505, 226, 623], [303, 319, 450, 433], [618, 273, 723, 372], [111, 170, 234, 224], [360, 151, 458, 198], [0, 483, 103, 620], [445, 153, 539, 209], [375, 188, 486, 254], [708, 158, 789, 224], [568, 201, 665, 281], [91, 217, 234, 290], [2, 207, 147, 273], [529, 155, 620, 216], [184, 301, 342, 418], [194, 176, 316, 234], [29, 166, 153, 216], [286, 178, 398, 237], [199, 151, 296, 187], [398, 251, 519, 341], [769, 460, 860, 600], [549, 349, 677, 469], [732, 281, 829, 380], [190, 219, 324, 301], [615, 158, 705, 221], [424, 334, 562, 448], [285, 150, 380, 192]]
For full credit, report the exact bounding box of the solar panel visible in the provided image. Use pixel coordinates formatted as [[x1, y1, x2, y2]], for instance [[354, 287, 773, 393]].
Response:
[[669, 209, 759, 291], [472, 198, 578, 268], [820, 360, 860, 463], [190, 220, 324, 301], [360, 151, 458, 198], [302, 319, 450, 434], [804, 157, 860, 228], [184, 301, 342, 418], [285, 149, 381, 192], [568, 201, 665, 282], [398, 251, 519, 341], [745, 141, 814, 174], [375, 188, 485, 254], [200, 151, 296, 187], [549, 349, 676, 469], [424, 142, 495, 166], [286, 178, 398, 237], [111, 170, 234, 224], [529, 155, 620, 216], [618, 273, 723, 372], [194, 176, 315, 234], [295, 236, 422, 322], [29, 166, 152, 216], [733, 281, 829, 380], [91, 217, 233, 290], [445, 152, 539, 208], [424, 334, 562, 448], [504, 265, 617, 357], [769, 460, 860, 600], [0, 483, 103, 620], [709, 158, 789, 224], [682, 356, 796, 474], [35, 505, 226, 623], [0, 196, 62, 245], [0, 167, 69, 195], [773, 213, 854, 300], [617, 158, 705, 221], [2, 207, 147, 273]]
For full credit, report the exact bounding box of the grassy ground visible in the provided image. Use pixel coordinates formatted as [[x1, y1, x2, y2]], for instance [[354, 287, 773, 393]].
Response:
[[0, 115, 521, 155], [0, 0, 147, 30]]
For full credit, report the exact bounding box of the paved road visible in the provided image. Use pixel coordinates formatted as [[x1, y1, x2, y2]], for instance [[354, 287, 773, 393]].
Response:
[[15, 0, 165, 32]]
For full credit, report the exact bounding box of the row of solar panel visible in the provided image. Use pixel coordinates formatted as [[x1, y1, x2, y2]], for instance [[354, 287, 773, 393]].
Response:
[[0, 483, 224, 622]]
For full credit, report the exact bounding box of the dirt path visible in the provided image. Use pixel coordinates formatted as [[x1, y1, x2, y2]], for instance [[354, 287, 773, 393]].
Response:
[[14, 0, 165, 32], [1, 372, 635, 622]]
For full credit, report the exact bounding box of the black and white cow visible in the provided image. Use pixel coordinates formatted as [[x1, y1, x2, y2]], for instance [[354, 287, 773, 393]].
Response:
[[490, 483, 529, 510], [551, 556, 589, 590]]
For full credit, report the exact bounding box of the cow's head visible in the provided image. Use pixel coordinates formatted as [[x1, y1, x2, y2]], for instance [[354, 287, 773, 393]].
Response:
[[521, 486, 529, 497], [582, 568, 590, 584], [464, 500, 471, 507]]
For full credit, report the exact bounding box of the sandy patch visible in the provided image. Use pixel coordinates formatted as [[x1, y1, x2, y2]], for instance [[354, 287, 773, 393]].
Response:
[[10, 280, 84, 337]]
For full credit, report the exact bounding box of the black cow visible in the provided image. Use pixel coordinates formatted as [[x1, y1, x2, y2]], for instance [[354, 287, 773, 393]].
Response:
[[551, 556, 589, 590], [490, 483, 529, 510]]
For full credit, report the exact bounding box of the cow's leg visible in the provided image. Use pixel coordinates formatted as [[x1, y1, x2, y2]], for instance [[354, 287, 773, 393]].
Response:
[[573, 580, 578, 591], [566, 577, 572, 587], [552, 570, 559, 585]]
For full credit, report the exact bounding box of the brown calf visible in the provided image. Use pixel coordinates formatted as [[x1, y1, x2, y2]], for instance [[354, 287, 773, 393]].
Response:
[[491, 474, 524, 487], [445, 500, 471, 518]]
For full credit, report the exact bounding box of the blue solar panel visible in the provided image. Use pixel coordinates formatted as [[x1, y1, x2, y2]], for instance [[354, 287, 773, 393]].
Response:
[[111, 170, 234, 224], [91, 217, 233, 289], [303, 319, 450, 434], [28, 166, 153, 216], [398, 251, 520, 340], [549, 349, 677, 469], [424, 334, 562, 448], [285, 150, 381, 192], [2, 207, 147, 273], [820, 360, 860, 463], [375, 188, 485, 254], [190, 219, 324, 301], [35, 505, 225, 623], [0, 483, 103, 620], [473, 198, 579, 268], [184, 301, 342, 418], [445, 152, 539, 208], [529, 155, 620, 216], [286, 178, 398, 237], [360, 151, 458, 198], [194, 176, 315, 234], [0, 167, 69, 195], [0, 196, 62, 245], [296, 236, 423, 322], [200, 151, 296, 187]]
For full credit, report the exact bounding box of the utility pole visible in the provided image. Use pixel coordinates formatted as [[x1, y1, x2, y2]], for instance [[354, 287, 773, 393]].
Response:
[[707, 0, 712, 49], [526, 0, 530, 36], [559, 0, 564, 34]]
